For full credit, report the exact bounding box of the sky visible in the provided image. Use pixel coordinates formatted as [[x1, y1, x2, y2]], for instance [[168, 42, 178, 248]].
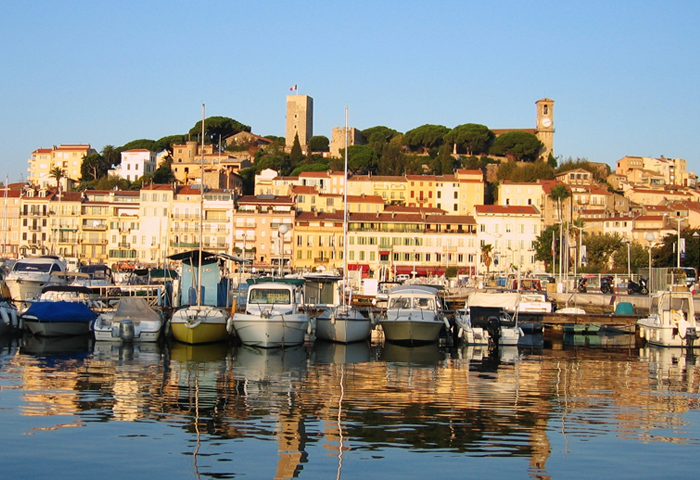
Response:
[[1, 0, 699, 183]]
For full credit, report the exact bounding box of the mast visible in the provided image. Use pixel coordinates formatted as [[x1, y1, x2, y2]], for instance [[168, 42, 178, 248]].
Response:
[[342, 106, 349, 308], [197, 104, 205, 307], [3, 174, 8, 257]]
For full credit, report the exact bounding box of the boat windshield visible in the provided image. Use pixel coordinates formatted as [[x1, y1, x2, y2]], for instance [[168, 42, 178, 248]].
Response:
[[389, 297, 434, 309], [249, 288, 291, 305], [13, 262, 54, 273]]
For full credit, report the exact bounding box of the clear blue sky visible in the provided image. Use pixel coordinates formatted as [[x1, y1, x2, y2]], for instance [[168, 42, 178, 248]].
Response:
[[2, 0, 699, 183]]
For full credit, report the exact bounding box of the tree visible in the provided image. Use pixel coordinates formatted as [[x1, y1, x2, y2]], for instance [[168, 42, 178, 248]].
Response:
[[444, 123, 495, 155], [497, 159, 555, 183], [188, 116, 251, 146], [489, 131, 544, 162], [533, 224, 560, 271], [101, 145, 122, 168], [81, 152, 108, 182], [49, 167, 65, 188], [581, 233, 623, 272], [308, 136, 330, 152], [152, 158, 176, 184], [341, 145, 379, 173], [154, 135, 187, 154], [548, 184, 571, 223], [402, 124, 449, 153], [481, 244, 494, 273], [289, 133, 304, 167]]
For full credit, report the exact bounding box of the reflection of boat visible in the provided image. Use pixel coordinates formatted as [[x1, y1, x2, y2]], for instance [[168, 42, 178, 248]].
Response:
[[170, 340, 229, 363], [21, 334, 93, 356], [455, 292, 524, 346], [5, 256, 68, 302], [21, 286, 97, 336], [380, 341, 442, 365], [229, 279, 311, 348], [637, 286, 699, 348], [233, 344, 308, 379], [313, 340, 371, 364], [564, 331, 636, 348], [93, 297, 164, 343], [379, 285, 448, 345], [92, 340, 162, 361]]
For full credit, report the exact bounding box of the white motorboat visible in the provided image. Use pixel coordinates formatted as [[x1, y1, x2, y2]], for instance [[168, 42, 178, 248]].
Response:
[[20, 285, 97, 336], [518, 292, 553, 313], [228, 278, 311, 348], [93, 296, 164, 343], [4, 256, 68, 303], [72, 264, 115, 288], [379, 285, 449, 345], [455, 291, 524, 346], [637, 286, 699, 348]]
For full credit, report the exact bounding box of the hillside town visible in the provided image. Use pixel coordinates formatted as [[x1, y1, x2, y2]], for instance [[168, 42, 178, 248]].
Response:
[[2, 96, 699, 284]]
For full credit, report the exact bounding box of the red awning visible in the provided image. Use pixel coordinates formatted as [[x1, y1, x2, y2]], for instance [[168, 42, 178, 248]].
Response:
[[394, 266, 446, 276], [347, 264, 370, 271]]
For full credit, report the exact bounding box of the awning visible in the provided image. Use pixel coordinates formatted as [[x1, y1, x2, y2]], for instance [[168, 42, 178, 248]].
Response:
[[347, 264, 370, 272], [394, 266, 446, 276]]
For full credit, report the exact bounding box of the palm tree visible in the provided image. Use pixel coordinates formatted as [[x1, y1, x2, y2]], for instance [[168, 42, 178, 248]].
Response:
[[481, 243, 494, 273], [49, 167, 65, 189], [549, 184, 571, 222]]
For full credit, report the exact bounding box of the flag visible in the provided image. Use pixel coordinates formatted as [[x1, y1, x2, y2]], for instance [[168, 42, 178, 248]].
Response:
[[551, 234, 556, 256], [289, 84, 298, 91]]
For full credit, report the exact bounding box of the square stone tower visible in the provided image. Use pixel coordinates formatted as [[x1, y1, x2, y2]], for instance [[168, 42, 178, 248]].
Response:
[[286, 95, 313, 149]]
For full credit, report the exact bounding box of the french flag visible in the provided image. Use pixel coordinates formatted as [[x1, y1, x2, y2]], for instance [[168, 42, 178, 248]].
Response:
[[289, 84, 298, 91]]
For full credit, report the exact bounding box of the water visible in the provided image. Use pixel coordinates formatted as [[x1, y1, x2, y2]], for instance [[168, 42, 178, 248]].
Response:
[[1, 334, 699, 480]]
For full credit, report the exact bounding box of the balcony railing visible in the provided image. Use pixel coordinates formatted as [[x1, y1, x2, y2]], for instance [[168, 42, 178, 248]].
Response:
[[82, 223, 108, 231], [170, 242, 200, 248], [314, 257, 330, 263]]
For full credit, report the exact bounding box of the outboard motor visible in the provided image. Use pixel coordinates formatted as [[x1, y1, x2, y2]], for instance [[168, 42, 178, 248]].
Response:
[[119, 319, 136, 342], [486, 316, 501, 348]]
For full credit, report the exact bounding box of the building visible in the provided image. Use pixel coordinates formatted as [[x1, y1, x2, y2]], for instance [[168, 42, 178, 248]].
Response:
[[114, 149, 157, 182], [285, 94, 313, 149], [329, 126, 366, 157], [28, 144, 97, 186]]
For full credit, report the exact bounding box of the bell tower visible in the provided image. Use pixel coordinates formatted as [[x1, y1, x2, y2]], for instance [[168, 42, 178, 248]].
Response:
[[535, 98, 554, 160]]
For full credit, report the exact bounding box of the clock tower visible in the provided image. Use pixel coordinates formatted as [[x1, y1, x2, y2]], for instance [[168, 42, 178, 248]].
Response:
[[535, 98, 554, 160]]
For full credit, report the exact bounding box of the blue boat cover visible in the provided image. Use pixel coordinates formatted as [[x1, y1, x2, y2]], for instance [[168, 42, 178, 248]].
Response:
[[22, 301, 97, 323]]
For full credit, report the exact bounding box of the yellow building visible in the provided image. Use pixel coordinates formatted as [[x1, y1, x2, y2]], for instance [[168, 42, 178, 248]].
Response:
[[28, 144, 97, 185], [293, 211, 344, 273]]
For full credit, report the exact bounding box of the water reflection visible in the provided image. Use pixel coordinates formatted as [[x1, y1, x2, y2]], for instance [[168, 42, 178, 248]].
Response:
[[1, 336, 699, 479]]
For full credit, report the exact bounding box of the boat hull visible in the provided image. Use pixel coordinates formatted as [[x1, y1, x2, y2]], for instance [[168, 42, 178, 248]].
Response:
[[21, 300, 96, 337], [230, 313, 309, 348], [315, 307, 371, 343], [637, 319, 699, 348], [379, 319, 444, 345], [93, 319, 162, 343], [170, 305, 229, 345]]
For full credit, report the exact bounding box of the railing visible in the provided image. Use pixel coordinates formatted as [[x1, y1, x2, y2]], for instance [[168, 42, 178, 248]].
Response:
[[82, 224, 108, 231]]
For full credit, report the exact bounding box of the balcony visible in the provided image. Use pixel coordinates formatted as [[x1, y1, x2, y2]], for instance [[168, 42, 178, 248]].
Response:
[[81, 239, 108, 245], [118, 242, 131, 248], [171, 242, 200, 248], [314, 257, 330, 263], [82, 223, 108, 231]]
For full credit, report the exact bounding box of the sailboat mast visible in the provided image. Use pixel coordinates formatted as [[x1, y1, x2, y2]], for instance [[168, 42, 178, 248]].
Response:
[[342, 106, 349, 307], [197, 104, 205, 307]]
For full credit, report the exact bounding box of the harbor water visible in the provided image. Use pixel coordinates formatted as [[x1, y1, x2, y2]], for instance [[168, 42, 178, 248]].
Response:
[[1, 334, 699, 479]]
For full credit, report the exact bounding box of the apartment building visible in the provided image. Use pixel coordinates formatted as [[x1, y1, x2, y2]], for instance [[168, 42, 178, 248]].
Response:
[[28, 144, 97, 185]]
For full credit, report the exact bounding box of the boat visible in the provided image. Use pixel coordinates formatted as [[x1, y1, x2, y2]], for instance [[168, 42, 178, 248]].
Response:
[[168, 250, 233, 345], [4, 255, 68, 303], [0, 299, 19, 335], [167, 106, 232, 345], [93, 296, 164, 343], [228, 278, 311, 348], [455, 291, 524, 346], [20, 285, 97, 336], [379, 284, 449, 345], [71, 264, 115, 288], [637, 285, 699, 348]]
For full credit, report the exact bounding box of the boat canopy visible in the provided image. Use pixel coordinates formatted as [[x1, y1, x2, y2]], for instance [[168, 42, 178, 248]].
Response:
[[112, 297, 161, 323], [467, 292, 521, 311], [246, 277, 305, 287]]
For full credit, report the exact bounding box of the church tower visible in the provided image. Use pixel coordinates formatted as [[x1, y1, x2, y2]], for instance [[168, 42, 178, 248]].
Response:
[[535, 98, 554, 160], [285, 94, 314, 150]]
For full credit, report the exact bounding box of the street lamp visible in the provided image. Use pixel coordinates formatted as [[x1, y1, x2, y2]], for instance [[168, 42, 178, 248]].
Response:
[[278, 224, 289, 277], [668, 215, 689, 269]]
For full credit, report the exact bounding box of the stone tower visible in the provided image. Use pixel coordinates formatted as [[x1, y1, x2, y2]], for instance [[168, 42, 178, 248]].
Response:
[[285, 94, 314, 149], [535, 98, 554, 160]]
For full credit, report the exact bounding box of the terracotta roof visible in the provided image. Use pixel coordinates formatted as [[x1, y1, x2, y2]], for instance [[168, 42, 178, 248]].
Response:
[[298, 171, 330, 178], [291, 185, 317, 194], [475, 205, 539, 215], [237, 195, 293, 205], [295, 211, 343, 221]]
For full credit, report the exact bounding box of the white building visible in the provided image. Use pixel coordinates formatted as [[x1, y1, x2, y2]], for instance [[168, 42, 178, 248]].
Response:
[[113, 149, 157, 182]]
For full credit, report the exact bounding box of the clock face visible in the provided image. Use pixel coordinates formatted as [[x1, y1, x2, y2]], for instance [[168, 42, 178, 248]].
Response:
[[541, 117, 552, 128]]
